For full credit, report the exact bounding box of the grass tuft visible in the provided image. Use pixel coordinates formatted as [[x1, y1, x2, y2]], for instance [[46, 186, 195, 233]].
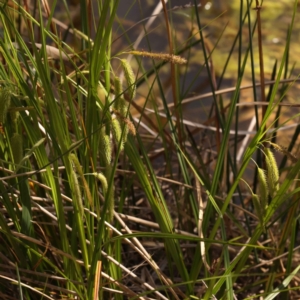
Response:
[[0, 0, 299, 299]]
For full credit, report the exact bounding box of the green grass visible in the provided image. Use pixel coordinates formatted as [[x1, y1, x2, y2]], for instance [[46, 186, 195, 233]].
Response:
[[0, 0, 300, 299]]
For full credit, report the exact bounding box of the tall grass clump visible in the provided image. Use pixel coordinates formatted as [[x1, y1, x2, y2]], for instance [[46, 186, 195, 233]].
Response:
[[0, 0, 300, 299]]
